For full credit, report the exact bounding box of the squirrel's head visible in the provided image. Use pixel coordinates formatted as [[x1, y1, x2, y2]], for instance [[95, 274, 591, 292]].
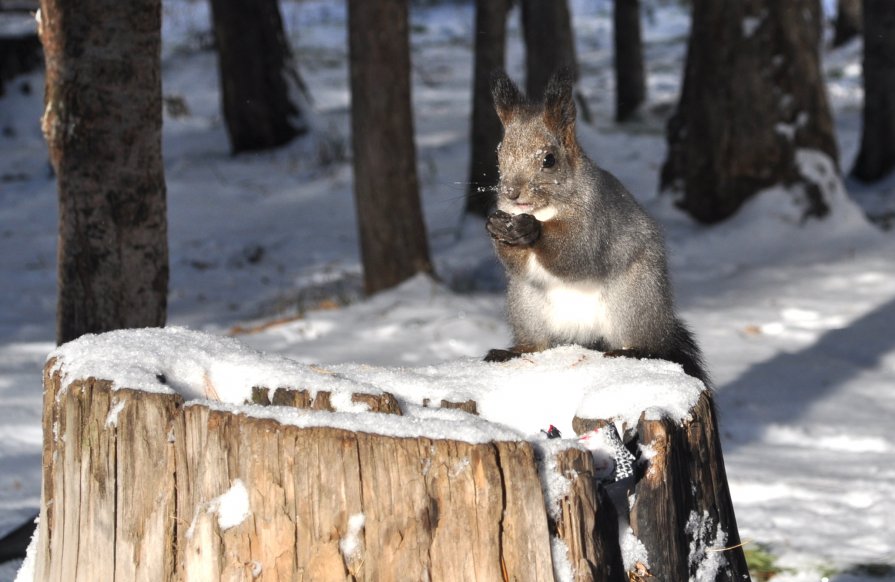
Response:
[[491, 69, 581, 221]]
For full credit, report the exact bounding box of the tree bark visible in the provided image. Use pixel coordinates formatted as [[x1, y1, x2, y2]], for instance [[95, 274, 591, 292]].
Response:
[[347, 0, 434, 295], [614, 0, 646, 122], [39, 0, 168, 345], [661, 0, 838, 224], [520, 0, 578, 102], [465, 0, 511, 217], [833, 0, 862, 48], [209, 0, 309, 153], [851, 0, 895, 182], [553, 448, 627, 582], [629, 415, 692, 581]]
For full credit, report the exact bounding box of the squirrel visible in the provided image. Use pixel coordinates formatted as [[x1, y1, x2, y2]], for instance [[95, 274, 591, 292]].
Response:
[[483, 70, 709, 386]]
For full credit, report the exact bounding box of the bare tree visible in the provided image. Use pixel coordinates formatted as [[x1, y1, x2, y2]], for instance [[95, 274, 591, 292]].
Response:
[[614, 0, 646, 121], [466, 0, 511, 217], [520, 0, 577, 101], [39, 0, 168, 344], [851, 0, 895, 182], [209, 0, 309, 153], [347, 0, 434, 294], [661, 0, 838, 224], [833, 0, 862, 48]]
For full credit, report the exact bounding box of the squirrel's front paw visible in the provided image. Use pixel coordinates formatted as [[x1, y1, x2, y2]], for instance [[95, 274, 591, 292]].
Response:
[[487, 210, 541, 246]]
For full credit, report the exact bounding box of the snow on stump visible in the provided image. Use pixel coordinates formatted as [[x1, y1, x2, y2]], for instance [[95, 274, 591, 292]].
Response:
[[32, 328, 749, 581]]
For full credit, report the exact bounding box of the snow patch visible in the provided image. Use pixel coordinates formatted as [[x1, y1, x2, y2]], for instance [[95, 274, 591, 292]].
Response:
[[551, 536, 574, 582], [339, 513, 366, 562], [534, 439, 579, 521], [576, 361, 704, 428], [105, 399, 126, 428], [211, 479, 251, 531], [686, 511, 729, 582], [741, 16, 762, 37], [620, 525, 650, 571], [13, 516, 38, 582]]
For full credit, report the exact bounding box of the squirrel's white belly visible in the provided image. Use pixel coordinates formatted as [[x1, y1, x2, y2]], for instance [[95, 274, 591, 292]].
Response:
[[526, 255, 613, 342], [543, 284, 611, 341]]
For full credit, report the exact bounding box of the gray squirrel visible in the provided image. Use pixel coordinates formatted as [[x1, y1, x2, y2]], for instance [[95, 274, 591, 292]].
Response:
[[484, 70, 709, 385]]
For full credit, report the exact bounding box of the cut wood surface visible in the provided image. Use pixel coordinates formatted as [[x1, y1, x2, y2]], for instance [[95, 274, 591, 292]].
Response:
[[35, 350, 750, 581]]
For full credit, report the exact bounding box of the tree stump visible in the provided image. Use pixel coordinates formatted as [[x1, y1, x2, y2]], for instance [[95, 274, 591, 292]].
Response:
[[575, 393, 750, 581], [32, 333, 750, 581]]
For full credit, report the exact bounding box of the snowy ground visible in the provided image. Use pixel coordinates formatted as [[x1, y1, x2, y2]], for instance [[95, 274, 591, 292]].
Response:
[[2, 0, 895, 580]]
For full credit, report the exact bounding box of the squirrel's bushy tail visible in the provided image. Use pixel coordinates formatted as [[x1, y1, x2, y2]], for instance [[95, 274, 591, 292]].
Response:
[[667, 321, 711, 388]]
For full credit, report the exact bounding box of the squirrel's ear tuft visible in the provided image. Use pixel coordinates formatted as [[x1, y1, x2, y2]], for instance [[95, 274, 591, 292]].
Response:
[[543, 68, 577, 136], [491, 70, 524, 126]]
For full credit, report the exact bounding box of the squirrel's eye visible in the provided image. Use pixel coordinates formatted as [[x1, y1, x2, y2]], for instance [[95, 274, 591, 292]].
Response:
[[542, 153, 556, 169]]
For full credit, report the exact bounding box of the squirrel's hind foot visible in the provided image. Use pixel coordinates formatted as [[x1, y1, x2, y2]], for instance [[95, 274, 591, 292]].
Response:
[[483, 348, 523, 363], [603, 347, 653, 361]]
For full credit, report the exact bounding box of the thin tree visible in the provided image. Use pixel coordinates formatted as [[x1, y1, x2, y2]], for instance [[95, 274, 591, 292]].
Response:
[[209, 0, 310, 153], [614, 0, 646, 122], [851, 0, 895, 182], [833, 0, 862, 48], [661, 0, 838, 224], [347, 0, 434, 294], [466, 0, 511, 217], [520, 0, 577, 101], [39, 0, 169, 344]]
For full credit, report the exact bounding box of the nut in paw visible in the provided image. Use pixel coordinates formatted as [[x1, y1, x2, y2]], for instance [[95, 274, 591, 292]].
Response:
[[486, 210, 541, 246]]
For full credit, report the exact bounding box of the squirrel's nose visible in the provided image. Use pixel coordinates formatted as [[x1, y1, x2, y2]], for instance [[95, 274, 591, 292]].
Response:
[[505, 188, 521, 200]]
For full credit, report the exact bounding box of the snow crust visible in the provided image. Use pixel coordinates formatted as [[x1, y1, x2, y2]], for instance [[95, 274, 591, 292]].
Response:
[[50, 327, 706, 445], [49, 326, 384, 405]]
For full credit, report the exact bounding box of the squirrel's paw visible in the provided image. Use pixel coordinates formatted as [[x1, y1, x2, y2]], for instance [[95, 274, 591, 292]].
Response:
[[486, 210, 541, 246], [483, 348, 522, 363]]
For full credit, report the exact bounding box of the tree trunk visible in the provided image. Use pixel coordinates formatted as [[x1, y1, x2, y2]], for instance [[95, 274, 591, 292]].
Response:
[[833, 0, 862, 48], [850, 0, 895, 182], [661, 0, 839, 224], [465, 0, 511, 217], [520, 0, 578, 102], [209, 0, 309, 154], [347, 0, 434, 295], [614, 0, 646, 122], [36, 362, 559, 581], [39, 0, 168, 345], [36, 339, 749, 581]]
